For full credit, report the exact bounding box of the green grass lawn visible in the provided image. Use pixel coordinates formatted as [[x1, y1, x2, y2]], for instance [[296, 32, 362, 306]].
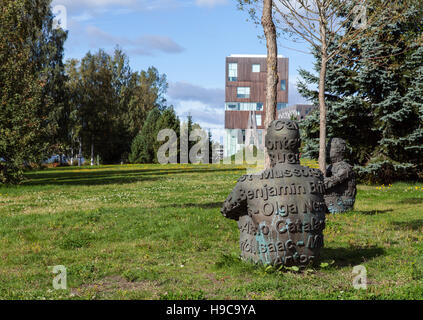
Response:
[[0, 163, 422, 300]]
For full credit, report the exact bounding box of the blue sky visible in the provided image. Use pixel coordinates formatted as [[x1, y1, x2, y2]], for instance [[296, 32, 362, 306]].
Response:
[[51, 0, 314, 141]]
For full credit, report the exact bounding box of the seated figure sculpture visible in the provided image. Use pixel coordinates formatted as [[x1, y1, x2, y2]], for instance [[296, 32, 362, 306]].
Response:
[[324, 138, 357, 213], [221, 119, 326, 267]]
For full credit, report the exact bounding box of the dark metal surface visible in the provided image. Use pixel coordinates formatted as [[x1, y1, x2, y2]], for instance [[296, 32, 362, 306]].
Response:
[[324, 138, 357, 213], [221, 120, 326, 266]]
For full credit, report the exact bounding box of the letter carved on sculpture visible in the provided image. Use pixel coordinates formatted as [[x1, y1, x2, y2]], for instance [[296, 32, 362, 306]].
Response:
[[324, 138, 357, 213], [221, 120, 327, 267]]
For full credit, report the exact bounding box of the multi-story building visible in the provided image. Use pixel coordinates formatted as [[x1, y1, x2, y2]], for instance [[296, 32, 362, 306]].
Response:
[[224, 54, 289, 157], [278, 104, 316, 121]]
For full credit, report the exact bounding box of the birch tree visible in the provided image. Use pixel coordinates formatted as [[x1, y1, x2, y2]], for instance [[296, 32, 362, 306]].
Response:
[[262, 0, 279, 168]]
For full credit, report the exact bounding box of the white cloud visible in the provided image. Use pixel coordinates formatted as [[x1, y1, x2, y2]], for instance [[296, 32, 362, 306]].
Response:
[[51, 0, 218, 18], [138, 35, 185, 54], [52, 0, 137, 10], [170, 100, 224, 125], [168, 82, 224, 107], [85, 25, 184, 55], [174, 101, 225, 142], [172, 100, 225, 142], [166, 82, 225, 141]]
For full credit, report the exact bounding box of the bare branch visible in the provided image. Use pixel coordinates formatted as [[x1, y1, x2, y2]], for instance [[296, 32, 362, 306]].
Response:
[[274, 1, 321, 44]]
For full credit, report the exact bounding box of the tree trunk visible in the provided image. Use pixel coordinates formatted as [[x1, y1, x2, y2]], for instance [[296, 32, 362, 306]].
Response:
[[90, 138, 94, 166], [262, 0, 278, 169], [319, 23, 328, 175], [78, 138, 82, 167], [70, 148, 74, 166]]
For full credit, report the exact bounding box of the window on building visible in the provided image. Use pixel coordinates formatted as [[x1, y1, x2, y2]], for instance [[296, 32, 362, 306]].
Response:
[[237, 129, 245, 144], [226, 102, 263, 111], [252, 64, 260, 73], [226, 103, 239, 110], [228, 63, 238, 81], [257, 130, 263, 145], [256, 114, 262, 126], [277, 103, 287, 110], [280, 80, 286, 91], [240, 103, 251, 111], [237, 87, 250, 99]]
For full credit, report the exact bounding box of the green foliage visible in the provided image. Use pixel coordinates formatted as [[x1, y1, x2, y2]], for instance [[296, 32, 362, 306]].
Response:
[[0, 0, 67, 183], [129, 109, 161, 164], [65, 49, 169, 164], [1, 9, 174, 171], [319, 260, 335, 269], [65, 48, 131, 164], [181, 114, 206, 164], [299, 1, 423, 183], [155, 107, 181, 161], [126, 67, 168, 139], [128, 134, 147, 165], [128, 107, 180, 164], [187, 114, 194, 156]]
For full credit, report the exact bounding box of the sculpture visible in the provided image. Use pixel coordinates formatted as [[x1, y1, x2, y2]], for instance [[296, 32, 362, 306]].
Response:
[[324, 138, 357, 213], [221, 119, 326, 266]]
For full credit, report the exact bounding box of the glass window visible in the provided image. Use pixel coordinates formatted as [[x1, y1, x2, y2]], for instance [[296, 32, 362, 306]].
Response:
[[226, 102, 264, 111], [257, 130, 263, 145], [256, 114, 262, 126], [277, 103, 287, 110], [280, 80, 286, 91], [252, 64, 260, 73], [237, 129, 245, 144], [228, 63, 237, 81], [226, 103, 239, 110], [237, 87, 250, 99]]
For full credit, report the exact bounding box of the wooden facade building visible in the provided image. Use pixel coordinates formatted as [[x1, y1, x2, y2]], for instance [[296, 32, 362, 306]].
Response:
[[224, 54, 289, 156]]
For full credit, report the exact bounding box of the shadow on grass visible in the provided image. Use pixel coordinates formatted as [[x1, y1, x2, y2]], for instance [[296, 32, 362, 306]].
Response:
[[161, 202, 223, 209], [213, 253, 257, 273], [391, 219, 423, 231], [22, 167, 244, 186], [214, 246, 385, 274], [397, 198, 423, 204], [320, 246, 385, 267], [354, 209, 393, 215]]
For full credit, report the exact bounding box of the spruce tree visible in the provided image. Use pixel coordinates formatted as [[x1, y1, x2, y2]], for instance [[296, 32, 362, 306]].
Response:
[[299, 2, 423, 182], [128, 107, 180, 164], [154, 107, 180, 162], [128, 108, 162, 164]]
